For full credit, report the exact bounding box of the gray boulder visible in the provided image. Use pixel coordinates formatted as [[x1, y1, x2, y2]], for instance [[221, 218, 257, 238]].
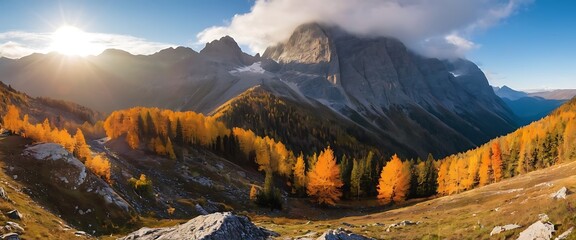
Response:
[[4, 222, 24, 234], [118, 212, 277, 240], [317, 228, 374, 240], [386, 220, 419, 232], [550, 187, 569, 200], [490, 224, 521, 236], [555, 227, 574, 240], [517, 221, 555, 240]]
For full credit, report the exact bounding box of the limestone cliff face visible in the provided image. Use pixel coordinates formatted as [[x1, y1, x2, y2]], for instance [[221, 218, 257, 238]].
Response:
[[262, 23, 518, 156]]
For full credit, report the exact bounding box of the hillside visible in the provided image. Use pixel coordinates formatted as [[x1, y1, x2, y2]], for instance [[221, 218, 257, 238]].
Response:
[[0, 136, 90, 239], [213, 86, 385, 158], [0, 80, 102, 130], [251, 159, 576, 239]]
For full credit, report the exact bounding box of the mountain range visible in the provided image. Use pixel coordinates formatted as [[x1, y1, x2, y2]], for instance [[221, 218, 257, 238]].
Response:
[[0, 22, 575, 239], [0, 23, 519, 159], [493, 85, 576, 124]]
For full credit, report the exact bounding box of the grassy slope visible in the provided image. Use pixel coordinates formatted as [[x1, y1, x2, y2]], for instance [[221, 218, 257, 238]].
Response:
[[0, 136, 88, 239], [253, 160, 576, 239]]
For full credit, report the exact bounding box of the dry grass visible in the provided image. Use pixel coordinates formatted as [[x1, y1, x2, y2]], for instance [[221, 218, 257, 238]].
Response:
[[253, 161, 576, 239]]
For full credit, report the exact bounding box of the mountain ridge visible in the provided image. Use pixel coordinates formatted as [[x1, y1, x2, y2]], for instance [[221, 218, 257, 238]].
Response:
[[0, 23, 520, 158]]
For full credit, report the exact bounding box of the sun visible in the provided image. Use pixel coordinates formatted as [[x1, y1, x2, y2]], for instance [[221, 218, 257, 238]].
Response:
[[50, 26, 98, 56]]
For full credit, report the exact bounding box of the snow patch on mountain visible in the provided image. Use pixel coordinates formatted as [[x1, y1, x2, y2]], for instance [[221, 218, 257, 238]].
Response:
[[229, 62, 265, 74]]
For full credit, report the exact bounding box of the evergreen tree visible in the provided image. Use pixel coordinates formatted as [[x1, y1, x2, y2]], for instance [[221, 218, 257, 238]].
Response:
[[350, 158, 364, 200], [339, 154, 352, 197], [175, 118, 184, 145]]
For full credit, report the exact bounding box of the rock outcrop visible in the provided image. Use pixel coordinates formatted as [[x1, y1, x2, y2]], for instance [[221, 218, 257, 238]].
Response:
[[517, 220, 555, 240], [550, 187, 569, 200], [119, 212, 277, 240], [490, 224, 521, 236], [386, 220, 420, 232], [555, 227, 574, 240], [317, 228, 374, 240], [0, 187, 11, 202]]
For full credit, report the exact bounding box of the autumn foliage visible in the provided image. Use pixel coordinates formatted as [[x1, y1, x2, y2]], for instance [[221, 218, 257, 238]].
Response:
[[377, 154, 411, 204], [306, 147, 343, 206], [1, 105, 111, 184], [437, 97, 576, 195]]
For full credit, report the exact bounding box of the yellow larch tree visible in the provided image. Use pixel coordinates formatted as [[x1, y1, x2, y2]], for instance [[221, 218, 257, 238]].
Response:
[[478, 148, 492, 186], [85, 154, 112, 183], [437, 159, 450, 195], [306, 147, 343, 206], [292, 154, 307, 194], [377, 154, 411, 204], [74, 129, 92, 162], [2, 105, 22, 133], [126, 130, 139, 149]]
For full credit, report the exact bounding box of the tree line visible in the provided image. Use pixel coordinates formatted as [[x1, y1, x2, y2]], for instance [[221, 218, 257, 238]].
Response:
[[435, 98, 576, 195], [103, 107, 439, 207], [2, 105, 111, 183]]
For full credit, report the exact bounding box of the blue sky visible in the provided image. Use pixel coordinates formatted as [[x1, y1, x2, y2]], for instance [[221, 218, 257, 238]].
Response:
[[0, 0, 574, 90]]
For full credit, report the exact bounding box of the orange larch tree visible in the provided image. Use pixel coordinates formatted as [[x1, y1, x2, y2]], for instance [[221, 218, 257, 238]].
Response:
[[306, 147, 343, 206], [437, 159, 450, 195], [85, 154, 112, 183], [491, 142, 503, 182], [2, 105, 22, 133], [74, 129, 92, 162], [377, 154, 411, 204]]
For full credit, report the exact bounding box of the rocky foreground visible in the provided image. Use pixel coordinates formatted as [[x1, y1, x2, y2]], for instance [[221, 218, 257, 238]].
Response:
[[119, 212, 278, 240], [118, 212, 377, 240]]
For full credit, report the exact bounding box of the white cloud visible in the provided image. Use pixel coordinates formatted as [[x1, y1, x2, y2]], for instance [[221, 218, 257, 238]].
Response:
[[0, 30, 175, 59], [197, 0, 533, 58]]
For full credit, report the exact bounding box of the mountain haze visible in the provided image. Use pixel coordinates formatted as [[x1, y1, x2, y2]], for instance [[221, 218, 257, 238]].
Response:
[[0, 23, 520, 158], [494, 85, 567, 124]]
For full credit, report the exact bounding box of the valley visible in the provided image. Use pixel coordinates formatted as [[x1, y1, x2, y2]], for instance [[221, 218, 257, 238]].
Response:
[[0, 2, 575, 239]]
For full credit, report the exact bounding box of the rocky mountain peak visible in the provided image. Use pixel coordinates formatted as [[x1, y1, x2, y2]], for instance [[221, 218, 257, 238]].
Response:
[[263, 22, 334, 64], [98, 48, 133, 57], [200, 36, 254, 65]]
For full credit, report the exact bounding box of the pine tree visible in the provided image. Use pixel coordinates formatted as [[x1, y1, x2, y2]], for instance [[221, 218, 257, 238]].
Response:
[[350, 158, 364, 200], [175, 118, 184, 145], [339, 154, 352, 197], [306, 147, 343, 206], [424, 154, 438, 196]]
